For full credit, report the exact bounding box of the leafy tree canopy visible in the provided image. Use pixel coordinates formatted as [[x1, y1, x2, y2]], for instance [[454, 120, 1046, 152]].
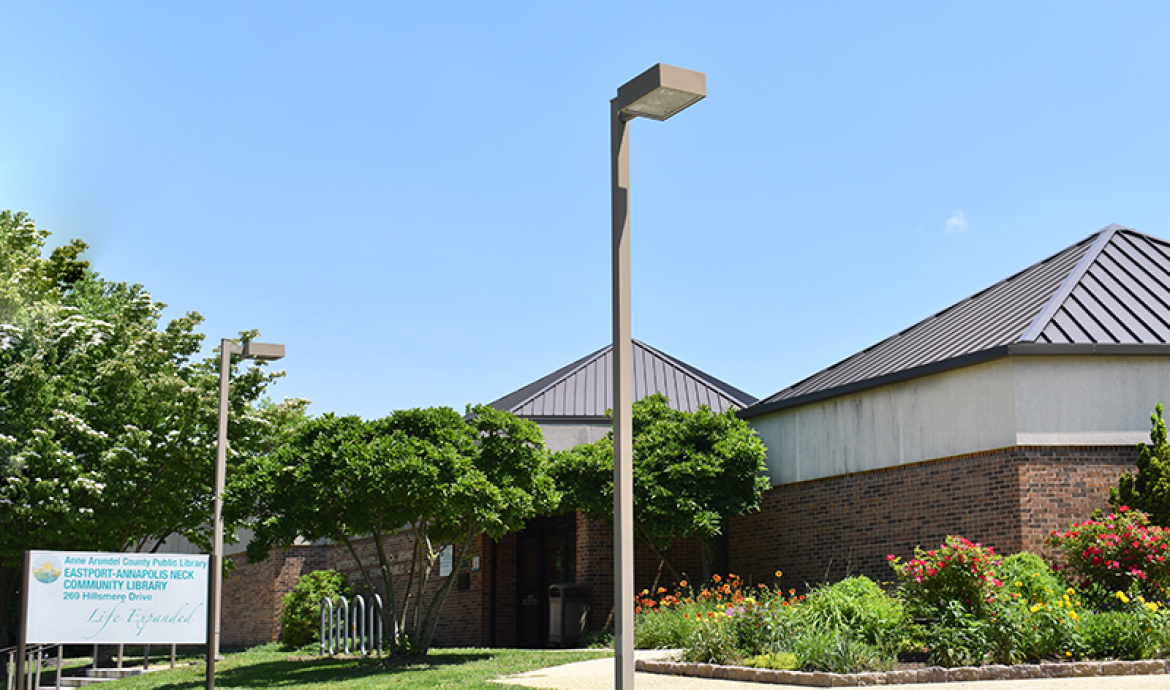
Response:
[[0, 210, 306, 646], [234, 404, 558, 656], [552, 393, 769, 582], [0, 209, 88, 325]]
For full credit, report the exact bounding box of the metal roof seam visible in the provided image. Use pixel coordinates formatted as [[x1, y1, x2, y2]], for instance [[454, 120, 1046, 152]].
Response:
[[1081, 271, 1144, 342], [1102, 244, 1170, 333], [1018, 228, 1114, 343]]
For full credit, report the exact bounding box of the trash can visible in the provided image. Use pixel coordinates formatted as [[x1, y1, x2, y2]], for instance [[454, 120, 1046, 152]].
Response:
[[548, 583, 591, 647]]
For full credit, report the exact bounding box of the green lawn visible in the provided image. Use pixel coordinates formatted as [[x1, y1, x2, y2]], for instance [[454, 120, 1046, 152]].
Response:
[[106, 644, 611, 690]]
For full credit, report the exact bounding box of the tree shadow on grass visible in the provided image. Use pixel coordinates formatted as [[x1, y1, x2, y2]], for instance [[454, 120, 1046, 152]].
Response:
[[144, 652, 496, 690]]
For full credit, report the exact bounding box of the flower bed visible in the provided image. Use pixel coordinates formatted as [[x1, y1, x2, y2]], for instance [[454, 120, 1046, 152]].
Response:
[[631, 513, 1170, 675]]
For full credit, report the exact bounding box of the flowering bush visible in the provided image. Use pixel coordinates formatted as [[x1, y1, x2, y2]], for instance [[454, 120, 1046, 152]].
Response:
[[1046, 507, 1170, 599], [889, 536, 1003, 615]]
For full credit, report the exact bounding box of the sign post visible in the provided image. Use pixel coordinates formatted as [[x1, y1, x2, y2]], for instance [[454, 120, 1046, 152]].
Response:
[[16, 551, 29, 690]]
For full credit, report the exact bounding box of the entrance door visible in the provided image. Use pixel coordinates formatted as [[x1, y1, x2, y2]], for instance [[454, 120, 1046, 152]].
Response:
[[515, 514, 576, 647]]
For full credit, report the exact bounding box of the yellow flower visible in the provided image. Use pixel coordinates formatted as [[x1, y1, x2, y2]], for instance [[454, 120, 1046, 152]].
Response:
[[1015, 581, 1023, 587], [1066, 651, 1073, 657], [775, 570, 782, 578], [1030, 604, 1042, 613], [1148, 602, 1159, 613], [1066, 588, 1075, 596], [1116, 592, 1130, 604]]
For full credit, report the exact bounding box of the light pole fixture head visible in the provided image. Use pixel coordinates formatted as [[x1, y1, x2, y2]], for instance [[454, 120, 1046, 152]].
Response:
[[240, 341, 285, 361], [614, 63, 706, 121]]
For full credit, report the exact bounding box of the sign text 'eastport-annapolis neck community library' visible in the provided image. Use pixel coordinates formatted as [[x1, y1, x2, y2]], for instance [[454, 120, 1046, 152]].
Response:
[[25, 550, 209, 644]]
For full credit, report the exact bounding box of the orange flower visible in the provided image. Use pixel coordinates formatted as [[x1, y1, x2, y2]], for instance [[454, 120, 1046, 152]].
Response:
[[680, 580, 688, 587], [657, 587, 666, 594], [789, 589, 796, 596], [712, 574, 722, 583]]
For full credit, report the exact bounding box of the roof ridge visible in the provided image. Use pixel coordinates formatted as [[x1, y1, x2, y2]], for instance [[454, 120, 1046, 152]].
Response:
[[632, 339, 758, 407], [751, 226, 1118, 408], [1017, 224, 1128, 343], [487, 345, 610, 414]]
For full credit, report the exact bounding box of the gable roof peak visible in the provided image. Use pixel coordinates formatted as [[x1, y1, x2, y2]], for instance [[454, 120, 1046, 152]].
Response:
[[743, 224, 1170, 418], [487, 339, 757, 420]]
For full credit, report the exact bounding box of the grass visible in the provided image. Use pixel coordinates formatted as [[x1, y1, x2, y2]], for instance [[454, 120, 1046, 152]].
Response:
[[100, 643, 611, 690]]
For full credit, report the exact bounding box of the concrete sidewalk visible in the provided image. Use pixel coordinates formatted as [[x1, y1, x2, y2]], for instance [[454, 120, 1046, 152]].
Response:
[[492, 651, 1170, 690]]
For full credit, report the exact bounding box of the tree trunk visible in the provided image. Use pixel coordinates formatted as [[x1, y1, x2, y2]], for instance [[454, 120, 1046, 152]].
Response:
[[634, 530, 683, 585], [700, 536, 717, 583], [370, 531, 401, 658], [0, 564, 15, 649], [416, 529, 475, 654]]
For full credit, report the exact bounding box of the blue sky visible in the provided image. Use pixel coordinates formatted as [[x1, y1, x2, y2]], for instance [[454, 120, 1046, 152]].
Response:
[[5, 2, 1170, 419]]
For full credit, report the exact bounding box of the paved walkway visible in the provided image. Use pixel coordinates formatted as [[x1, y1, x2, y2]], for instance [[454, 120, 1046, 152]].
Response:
[[492, 651, 1170, 690]]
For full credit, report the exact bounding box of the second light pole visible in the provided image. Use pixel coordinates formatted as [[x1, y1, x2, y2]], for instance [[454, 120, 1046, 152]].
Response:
[[207, 339, 284, 690], [610, 63, 706, 689]]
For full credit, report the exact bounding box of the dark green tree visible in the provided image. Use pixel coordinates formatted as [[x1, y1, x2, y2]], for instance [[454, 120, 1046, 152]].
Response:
[[236, 405, 558, 656], [1113, 401, 1170, 525], [552, 393, 769, 583]]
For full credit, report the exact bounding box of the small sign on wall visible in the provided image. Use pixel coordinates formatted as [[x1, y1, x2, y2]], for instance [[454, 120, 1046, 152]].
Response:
[[438, 545, 454, 577], [24, 550, 209, 644]]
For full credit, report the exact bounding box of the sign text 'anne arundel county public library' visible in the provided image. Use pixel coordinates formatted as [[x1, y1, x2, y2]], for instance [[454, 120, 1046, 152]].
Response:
[[25, 550, 209, 644]]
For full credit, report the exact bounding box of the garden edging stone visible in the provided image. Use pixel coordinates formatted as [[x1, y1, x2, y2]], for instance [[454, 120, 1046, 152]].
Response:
[[634, 657, 1170, 686]]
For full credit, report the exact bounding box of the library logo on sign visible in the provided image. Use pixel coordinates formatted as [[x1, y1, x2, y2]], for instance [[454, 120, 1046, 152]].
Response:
[[32, 555, 63, 584]]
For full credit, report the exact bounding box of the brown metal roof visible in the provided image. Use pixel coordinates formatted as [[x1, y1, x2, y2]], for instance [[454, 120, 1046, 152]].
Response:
[[487, 339, 757, 421], [743, 225, 1170, 418]]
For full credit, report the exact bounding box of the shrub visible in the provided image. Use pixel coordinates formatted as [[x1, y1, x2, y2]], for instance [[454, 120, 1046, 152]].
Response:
[[889, 536, 1004, 616], [1080, 611, 1152, 660], [993, 552, 1082, 661], [634, 607, 695, 649], [798, 576, 910, 653], [928, 600, 989, 667], [792, 627, 892, 673], [1046, 507, 1170, 600], [724, 596, 794, 657], [280, 569, 351, 648], [679, 614, 740, 665], [1113, 401, 1170, 526]]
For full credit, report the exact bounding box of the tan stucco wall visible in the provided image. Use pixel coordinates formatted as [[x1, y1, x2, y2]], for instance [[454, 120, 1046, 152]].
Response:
[[538, 421, 610, 452], [751, 354, 1169, 485], [1013, 355, 1165, 445]]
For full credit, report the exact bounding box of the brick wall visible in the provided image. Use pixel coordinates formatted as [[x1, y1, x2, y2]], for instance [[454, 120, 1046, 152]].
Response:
[[222, 545, 329, 646], [219, 445, 1136, 647], [325, 532, 492, 648], [572, 512, 703, 634], [728, 445, 1136, 590]]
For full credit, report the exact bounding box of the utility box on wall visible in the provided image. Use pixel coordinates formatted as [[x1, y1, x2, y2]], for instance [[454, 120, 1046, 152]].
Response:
[[548, 583, 590, 647]]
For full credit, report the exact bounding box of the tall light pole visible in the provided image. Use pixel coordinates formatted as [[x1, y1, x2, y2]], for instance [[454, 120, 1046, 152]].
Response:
[[610, 64, 705, 689], [207, 339, 284, 690]]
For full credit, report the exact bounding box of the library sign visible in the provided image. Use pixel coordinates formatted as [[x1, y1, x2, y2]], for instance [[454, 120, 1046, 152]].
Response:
[[25, 550, 208, 644]]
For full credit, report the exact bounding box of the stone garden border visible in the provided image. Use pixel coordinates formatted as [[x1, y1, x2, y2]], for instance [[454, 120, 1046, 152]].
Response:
[[635, 657, 1169, 687]]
